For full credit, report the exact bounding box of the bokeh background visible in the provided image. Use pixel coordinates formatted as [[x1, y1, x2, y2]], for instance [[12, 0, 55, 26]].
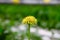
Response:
[[0, 4, 60, 40]]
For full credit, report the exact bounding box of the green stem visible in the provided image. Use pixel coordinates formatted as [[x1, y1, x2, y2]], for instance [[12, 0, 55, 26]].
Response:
[[21, 35, 24, 40], [28, 24, 30, 40]]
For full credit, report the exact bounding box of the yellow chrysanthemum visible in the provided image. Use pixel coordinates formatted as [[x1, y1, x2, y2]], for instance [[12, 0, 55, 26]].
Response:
[[22, 16, 37, 25], [43, 0, 50, 3], [12, 0, 19, 3]]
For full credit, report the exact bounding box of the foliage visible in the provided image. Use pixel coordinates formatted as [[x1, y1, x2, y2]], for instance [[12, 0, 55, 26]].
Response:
[[0, 4, 60, 40]]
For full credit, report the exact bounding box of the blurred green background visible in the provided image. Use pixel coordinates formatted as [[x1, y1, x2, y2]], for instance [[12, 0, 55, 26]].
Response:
[[0, 4, 60, 40]]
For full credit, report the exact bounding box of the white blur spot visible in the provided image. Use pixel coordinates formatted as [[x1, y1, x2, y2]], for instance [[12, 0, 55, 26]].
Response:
[[30, 27, 37, 33], [11, 27, 17, 32], [24, 38, 28, 40], [42, 37, 50, 40], [18, 24, 27, 31], [37, 29, 52, 37], [54, 33, 60, 38], [24, 38, 32, 40]]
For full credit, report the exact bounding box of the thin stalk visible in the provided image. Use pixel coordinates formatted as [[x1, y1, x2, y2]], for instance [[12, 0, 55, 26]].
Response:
[[28, 24, 30, 40]]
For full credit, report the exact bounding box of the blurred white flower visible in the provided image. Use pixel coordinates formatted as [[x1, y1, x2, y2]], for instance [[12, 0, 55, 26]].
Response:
[[38, 29, 46, 35], [9, 24, 60, 39], [30, 27, 37, 33], [24, 37, 28, 40], [54, 33, 60, 38], [42, 36, 50, 40], [37, 28, 52, 37], [11, 27, 18, 32], [18, 24, 27, 31]]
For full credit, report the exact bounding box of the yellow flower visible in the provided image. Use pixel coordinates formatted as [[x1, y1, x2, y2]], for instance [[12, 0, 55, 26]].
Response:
[[12, 0, 19, 3], [22, 16, 37, 25], [43, 0, 50, 3]]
